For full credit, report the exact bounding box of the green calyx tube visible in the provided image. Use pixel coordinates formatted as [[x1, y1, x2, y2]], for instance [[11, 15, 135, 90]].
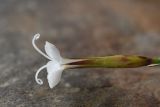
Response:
[[67, 55, 160, 68]]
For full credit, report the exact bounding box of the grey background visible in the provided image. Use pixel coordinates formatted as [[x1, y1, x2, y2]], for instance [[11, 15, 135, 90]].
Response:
[[0, 0, 160, 107]]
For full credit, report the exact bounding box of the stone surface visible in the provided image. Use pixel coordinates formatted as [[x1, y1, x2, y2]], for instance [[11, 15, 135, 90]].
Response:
[[0, 0, 160, 107]]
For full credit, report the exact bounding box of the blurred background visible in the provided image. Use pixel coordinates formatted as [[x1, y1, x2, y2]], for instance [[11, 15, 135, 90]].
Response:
[[0, 0, 160, 106]]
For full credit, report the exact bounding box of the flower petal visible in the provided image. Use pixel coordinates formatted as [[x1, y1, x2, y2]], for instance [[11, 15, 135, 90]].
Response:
[[45, 41, 62, 62], [46, 61, 64, 88]]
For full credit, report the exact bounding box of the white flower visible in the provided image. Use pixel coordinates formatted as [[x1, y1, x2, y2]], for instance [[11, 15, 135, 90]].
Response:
[[32, 34, 80, 88]]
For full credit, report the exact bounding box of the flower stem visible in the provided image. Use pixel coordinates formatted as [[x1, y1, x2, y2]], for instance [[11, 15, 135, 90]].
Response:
[[67, 55, 160, 68]]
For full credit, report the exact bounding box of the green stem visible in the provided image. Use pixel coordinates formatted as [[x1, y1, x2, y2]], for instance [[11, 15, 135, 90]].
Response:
[[67, 55, 160, 68]]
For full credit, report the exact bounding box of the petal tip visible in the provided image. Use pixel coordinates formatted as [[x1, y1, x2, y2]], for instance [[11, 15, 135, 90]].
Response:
[[48, 83, 54, 89], [48, 79, 59, 89], [45, 41, 53, 46]]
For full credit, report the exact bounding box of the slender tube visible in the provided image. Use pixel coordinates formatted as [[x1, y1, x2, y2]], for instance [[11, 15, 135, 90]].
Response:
[[67, 55, 160, 68]]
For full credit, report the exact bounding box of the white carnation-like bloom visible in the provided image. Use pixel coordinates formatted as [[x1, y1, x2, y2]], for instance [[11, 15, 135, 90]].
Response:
[[32, 34, 159, 88], [32, 34, 80, 88]]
